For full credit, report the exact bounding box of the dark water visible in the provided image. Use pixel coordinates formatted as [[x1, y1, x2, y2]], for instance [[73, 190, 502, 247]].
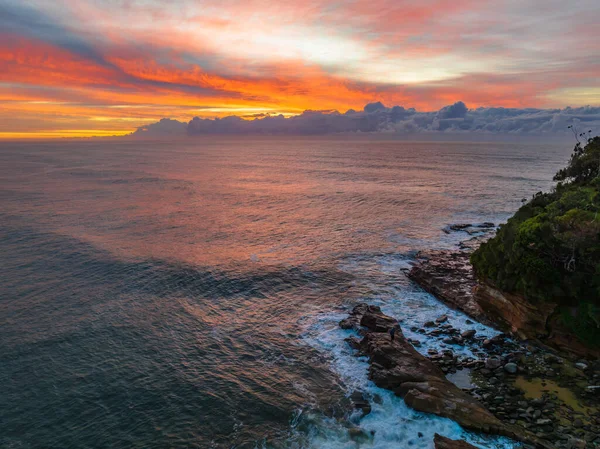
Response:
[[0, 138, 570, 448]]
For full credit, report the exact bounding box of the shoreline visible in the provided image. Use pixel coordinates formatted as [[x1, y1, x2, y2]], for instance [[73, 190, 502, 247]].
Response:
[[338, 299, 600, 449], [408, 225, 599, 360]]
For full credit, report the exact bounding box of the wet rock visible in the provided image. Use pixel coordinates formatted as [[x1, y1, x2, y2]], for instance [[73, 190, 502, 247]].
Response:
[[433, 434, 479, 449], [340, 304, 550, 448], [424, 321, 436, 328], [348, 427, 370, 442], [339, 303, 368, 330], [436, 315, 449, 324], [345, 336, 362, 350], [408, 245, 599, 359], [360, 305, 397, 333], [461, 329, 477, 339], [485, 357, 503, 370], [565, 437, 587, 449], [350, 391, 372, 416], [575, 363, 588, 371], [504, 363, 518, 374]]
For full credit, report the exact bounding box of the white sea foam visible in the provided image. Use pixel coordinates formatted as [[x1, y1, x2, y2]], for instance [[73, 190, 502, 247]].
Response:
[[294, 254, 517, 449]]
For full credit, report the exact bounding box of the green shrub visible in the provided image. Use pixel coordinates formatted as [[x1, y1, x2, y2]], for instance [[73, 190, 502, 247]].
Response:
[[471, 137, 600, 346]]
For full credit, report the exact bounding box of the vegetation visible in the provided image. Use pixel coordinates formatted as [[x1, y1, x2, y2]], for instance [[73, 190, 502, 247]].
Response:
[[471, 135, 600, 346]]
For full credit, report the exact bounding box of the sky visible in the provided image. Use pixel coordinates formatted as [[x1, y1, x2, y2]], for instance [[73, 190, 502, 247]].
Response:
[[1, 0, 599, 138]]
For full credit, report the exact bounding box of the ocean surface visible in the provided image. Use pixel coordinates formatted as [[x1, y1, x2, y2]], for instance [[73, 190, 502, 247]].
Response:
[[0, 137, 571, 449]]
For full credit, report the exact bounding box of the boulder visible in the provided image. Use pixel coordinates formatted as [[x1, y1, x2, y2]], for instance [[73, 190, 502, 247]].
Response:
[[485, 357, 503, 370], [461, 329, 477, 339], [349, 390, 372, 416], [434, 434, 478, 449], [360, 305, 397, 332]]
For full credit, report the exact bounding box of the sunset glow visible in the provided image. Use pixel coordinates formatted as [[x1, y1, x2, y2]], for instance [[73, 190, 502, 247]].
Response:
[[1, 0, 599, 138]]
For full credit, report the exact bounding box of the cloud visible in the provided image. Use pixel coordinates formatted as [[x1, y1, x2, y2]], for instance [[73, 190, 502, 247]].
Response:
[[1, 0, 599, 137], [129, 118, 187, 138], [129, 102, 600, 137]]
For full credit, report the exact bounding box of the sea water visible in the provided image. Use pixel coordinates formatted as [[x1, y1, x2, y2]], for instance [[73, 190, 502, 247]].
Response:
[[0, 137, 571, 448]]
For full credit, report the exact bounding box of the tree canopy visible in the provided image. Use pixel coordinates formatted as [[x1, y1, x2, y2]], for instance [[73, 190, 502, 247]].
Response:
[[471, 136, 600, 346]]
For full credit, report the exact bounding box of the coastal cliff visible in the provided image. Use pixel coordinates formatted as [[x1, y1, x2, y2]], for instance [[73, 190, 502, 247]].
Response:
[[409, 246, 599, 359], [411, 136, 600, 358]]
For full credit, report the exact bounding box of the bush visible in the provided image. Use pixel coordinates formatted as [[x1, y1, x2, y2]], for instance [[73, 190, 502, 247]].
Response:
[[471, 137, 600, 346]]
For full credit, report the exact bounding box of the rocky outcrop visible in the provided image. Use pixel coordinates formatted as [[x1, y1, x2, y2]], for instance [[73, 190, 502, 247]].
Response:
[[474, 282, 556, 339], [408, 250, 488, 322], [408, 249, 599, 360], [340, 304, 552, 448], [433, 434, 478, 449]]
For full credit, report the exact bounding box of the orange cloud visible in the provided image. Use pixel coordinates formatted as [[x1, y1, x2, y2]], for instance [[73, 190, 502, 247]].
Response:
[[0, 0, 598, 138]]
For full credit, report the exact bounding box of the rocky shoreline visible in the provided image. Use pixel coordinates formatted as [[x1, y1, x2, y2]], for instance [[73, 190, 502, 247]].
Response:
[[399, 225, 599, 448], [339, 303, 600, 449], [340, 304, 551, 448], [408, 225, 599, 360], [421, 315, 600, 449]]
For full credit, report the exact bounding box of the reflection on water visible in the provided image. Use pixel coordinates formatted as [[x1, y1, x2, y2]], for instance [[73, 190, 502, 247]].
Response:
[[0, 138, 570, 448], [515, 376, 597, 417]]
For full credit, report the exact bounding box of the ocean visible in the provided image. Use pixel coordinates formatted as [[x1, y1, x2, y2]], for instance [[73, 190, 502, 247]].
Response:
[[0, 137, 571, 448]]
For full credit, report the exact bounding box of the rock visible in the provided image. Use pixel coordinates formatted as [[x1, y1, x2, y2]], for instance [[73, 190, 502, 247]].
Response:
[[485, 357, 503, 370], [461, 329, 477, 339], [408, 246, 600, 359], [339, 303, 369, 330], [348, 427, 369, 442], [424, 321, 436, 328], [433, 434, 479, 449], [573, 419, 583, 428], [339, 317, 356, 329], [350, 391, 372, 416], [575, 363, 588, 371], [340, 304, 550, 449], [345, 336, 362, 350], [360, 306, 398, 333], [566, 437, 587, 449], [504, 363, 518, 374], [436, 315, 449, 324]]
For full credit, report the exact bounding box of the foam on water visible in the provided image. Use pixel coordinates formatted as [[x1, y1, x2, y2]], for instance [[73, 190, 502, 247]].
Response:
[[294, 254, 517, 449]]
